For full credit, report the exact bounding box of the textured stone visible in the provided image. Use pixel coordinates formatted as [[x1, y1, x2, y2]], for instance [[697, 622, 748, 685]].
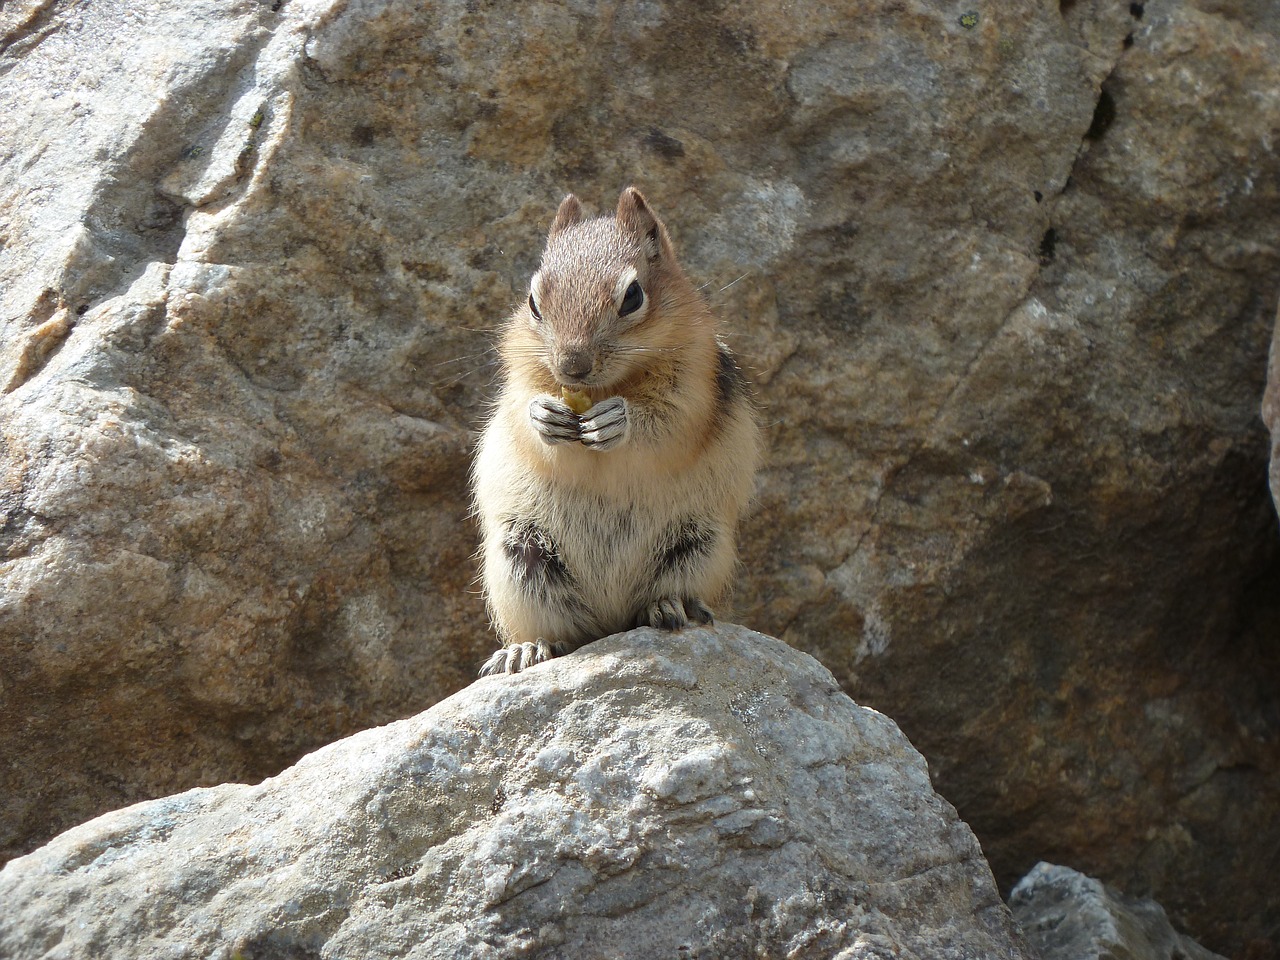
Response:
[[773, 8, 1280, 953], [0, 625, 1030, 960], [2, 0, 1278, 954], [1266, 305, 1280, 520], [1011, 862, 1226, 960], [0, 0, 489, 860]]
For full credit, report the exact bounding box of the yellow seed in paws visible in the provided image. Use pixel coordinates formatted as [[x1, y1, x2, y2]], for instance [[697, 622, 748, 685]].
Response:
[[561, 386, 592, 415]]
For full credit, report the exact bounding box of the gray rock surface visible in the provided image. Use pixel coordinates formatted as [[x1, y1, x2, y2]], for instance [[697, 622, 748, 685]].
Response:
[[0, 625, 1030, 960], [1011, 862, 1226, 960], [2, 0, 1278, 954]]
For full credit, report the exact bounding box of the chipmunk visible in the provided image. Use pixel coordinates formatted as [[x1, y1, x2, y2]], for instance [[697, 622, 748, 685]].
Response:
[[472, 186, 760, 676]]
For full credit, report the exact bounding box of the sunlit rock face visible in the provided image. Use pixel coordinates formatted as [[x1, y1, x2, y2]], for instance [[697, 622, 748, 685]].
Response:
[[0, 626, 1031, 960], [2, 1, 1278, 953]]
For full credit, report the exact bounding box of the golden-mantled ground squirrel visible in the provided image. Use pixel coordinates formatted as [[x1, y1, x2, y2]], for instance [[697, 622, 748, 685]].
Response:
[[472, 187, 761, 676]]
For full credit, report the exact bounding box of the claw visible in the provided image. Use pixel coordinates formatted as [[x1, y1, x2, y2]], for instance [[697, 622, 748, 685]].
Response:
[[685, 598, 715, 625], [642, 596, 688, 631], [580, 396, 629, 451], [529, 395, 581, 445], [638, 596, 714, 632], [478, 638, 570, 677]]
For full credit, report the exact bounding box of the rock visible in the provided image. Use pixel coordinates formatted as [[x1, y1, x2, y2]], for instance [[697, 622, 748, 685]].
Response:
[[0, 0, 491, 860], [2, 0, 1278, 953], [738, 3, 1280, 952], [0, 625, 1030, 960], [1010, 862, 1226, 960], [1266, 306, 1280, 519]]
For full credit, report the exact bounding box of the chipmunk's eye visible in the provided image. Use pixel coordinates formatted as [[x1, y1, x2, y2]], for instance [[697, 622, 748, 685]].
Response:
[[619, 280, 644, 317], [528, 292, 542, 322]]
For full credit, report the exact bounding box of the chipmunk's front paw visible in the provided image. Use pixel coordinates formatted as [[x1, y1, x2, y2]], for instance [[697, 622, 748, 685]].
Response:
[[529, 395, 581, 445], [580, 396, 629, 451], [479, 638, 573, 677], [640, 596, 715, 631]]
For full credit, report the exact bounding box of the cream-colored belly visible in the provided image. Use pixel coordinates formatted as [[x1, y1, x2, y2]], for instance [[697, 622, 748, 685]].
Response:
[[475, 420, 737, 645]]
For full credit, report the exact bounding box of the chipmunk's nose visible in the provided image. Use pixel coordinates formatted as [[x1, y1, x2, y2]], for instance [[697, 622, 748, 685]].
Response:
[[556, 349, 593, 383]]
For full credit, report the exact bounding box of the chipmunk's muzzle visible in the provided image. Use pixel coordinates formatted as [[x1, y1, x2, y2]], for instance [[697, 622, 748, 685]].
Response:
[[555, 348, 594, 384]]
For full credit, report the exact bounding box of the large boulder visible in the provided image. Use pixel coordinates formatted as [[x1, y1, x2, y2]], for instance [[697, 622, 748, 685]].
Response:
[[0, 0, 490, 858], [0, 625, 1031, 960], [2, 0, 1277, 953]]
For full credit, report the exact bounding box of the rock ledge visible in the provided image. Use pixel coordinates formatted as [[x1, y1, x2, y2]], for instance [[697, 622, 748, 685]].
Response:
[[0, 624, 1027, 960]]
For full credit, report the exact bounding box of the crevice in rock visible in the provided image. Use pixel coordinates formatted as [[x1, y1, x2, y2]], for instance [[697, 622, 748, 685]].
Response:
[[1044, 58, 1123, 216], [22, 12, 286, 356], [373, 862, 416, 884], [0, 0, 60, 67], [1084, 87, 1117, 142], [1037, 228, 1058, 267]]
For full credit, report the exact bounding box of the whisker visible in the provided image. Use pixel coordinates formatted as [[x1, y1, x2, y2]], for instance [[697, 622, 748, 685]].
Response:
[[614, 348, 686, 358], [430, 358, 502, 390], [426, 349, 498, 369], [614, 345, 679, 356], [695, 271, 753, 297]]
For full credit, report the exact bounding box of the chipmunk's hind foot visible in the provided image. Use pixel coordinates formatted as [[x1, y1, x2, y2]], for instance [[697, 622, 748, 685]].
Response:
[[684, 597, 715, 625], [641, 596, 714, 631], [479, 638, 574, 677]]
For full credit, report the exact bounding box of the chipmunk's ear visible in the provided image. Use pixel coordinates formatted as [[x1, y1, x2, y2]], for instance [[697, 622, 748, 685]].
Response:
[[616, 186, 669, 262], [549, 194, 585, 238]]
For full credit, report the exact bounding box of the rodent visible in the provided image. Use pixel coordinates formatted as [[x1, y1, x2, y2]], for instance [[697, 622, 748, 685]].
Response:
[[472, 186, 761, 676]]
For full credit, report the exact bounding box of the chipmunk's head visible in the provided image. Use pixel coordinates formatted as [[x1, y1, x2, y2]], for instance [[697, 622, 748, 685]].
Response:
[[518, 187, 699, 390]]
